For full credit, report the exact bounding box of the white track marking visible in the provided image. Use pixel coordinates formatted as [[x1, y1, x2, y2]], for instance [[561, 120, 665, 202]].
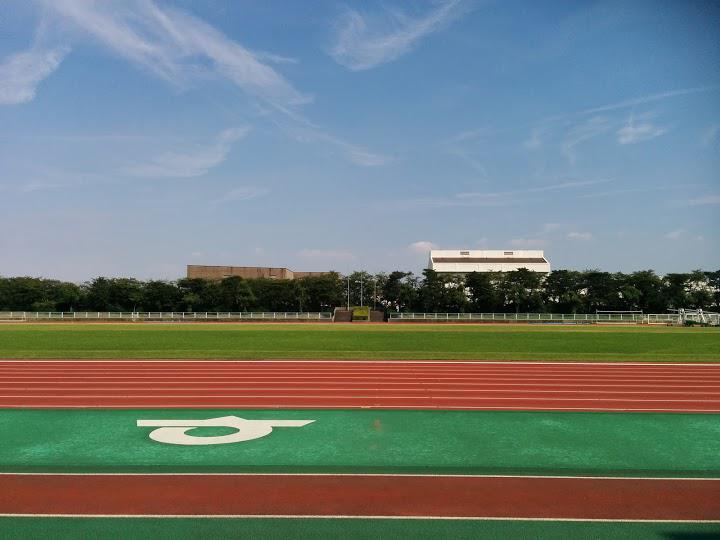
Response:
[[2, 472, 718, 480], [4, 394, 719, 402], [0, 514, 718, 523], [3, 404, 719, 412], [3, 388, 719, 395], [1, 359, 718, 366]]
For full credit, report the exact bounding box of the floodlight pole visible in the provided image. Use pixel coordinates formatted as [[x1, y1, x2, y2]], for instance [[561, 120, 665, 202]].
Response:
[[346, 276, 350, 310]]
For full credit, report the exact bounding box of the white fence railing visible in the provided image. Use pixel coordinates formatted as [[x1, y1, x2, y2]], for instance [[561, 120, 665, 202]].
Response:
[[0, 311, 717, 325], [389, 312, 720, 325], [0, 311, 333, 321]]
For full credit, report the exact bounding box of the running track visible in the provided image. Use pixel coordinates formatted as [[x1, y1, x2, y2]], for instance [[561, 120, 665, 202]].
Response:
[[3, 474, 719, 520], [2, 360, 720, 525], [1, 360, 719, 412]]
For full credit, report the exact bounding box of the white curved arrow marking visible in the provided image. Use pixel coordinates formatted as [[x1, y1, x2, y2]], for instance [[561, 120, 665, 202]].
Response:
[[137, 416, 314, 445]]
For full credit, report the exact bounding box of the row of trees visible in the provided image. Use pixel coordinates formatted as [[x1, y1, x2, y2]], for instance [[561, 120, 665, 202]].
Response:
[[1, 269, 718, 314]]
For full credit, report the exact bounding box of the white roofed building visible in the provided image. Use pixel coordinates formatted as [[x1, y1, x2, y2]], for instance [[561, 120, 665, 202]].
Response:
[[429, 250, 551, 274]]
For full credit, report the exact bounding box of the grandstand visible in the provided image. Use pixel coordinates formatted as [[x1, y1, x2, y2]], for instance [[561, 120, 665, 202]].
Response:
[[429, 249, 551, 274]]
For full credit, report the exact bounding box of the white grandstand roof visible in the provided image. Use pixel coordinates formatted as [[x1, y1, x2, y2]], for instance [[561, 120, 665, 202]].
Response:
[[429, 249, 551, 273]]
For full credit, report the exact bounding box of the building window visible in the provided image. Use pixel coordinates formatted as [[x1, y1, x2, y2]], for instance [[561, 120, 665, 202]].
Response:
[[504, 251, 514, 255], [460, 251, 470, 256]]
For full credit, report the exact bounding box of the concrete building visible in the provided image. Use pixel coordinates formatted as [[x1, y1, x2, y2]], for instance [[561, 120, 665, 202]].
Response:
[[429, 250, 551, 274], [187, 265, 331, 281]]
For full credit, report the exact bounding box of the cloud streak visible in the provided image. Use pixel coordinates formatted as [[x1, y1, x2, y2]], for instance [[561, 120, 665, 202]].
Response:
[[128, 126, 251, 178], [409, 240, 438, 254], [0, 46, 69, 105], [329, 0, 470, 71], [213, 186, 268, 204], [385, 179, 611, 210], [578, 86, 717, 116], [46, 0, 308, 107], [617, 114, 667, 144], [567, 231, 593, 241]]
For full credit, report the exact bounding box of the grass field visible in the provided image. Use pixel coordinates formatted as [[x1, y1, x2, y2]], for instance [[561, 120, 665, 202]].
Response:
[[0, 323, 718, 361], [2, 517, 719, 540], [2, 323, 719, 539]]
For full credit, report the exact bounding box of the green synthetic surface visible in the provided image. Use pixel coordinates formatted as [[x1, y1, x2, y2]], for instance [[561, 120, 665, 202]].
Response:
[[0, 323, 718, 361], [2, 409, 718, 476], [1, 517, 718, 540]]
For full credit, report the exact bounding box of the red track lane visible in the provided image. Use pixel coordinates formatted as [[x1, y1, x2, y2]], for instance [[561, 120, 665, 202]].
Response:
[[2, 474, 719, 520], [2, 360, 720, 412]]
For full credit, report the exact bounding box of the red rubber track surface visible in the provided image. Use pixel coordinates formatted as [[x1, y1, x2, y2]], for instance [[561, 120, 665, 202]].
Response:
[[1, 360, 720, 412], [2, 474, 719, 520]]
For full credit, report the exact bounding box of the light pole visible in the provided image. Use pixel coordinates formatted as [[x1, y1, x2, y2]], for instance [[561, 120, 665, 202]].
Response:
[[346, 276, 350, 310], [355, 277, 363, 307]]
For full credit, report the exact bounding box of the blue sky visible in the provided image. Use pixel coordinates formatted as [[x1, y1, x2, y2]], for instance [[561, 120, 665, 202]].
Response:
[[0, 0, 718, 281]]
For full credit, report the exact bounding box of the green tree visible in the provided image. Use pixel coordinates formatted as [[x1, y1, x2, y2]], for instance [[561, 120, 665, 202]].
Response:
[[499, 269, 544, 313], [219, 276, 256, 311], [663, 273, 690, 309], [465, 272, 499, 312], [626, 270, 665, 312], [705, 270, 720, 310], [141, 281, 182, 311], [84, 278, 144, 311], [298, 273, 343, 311], [581, 271, 619, 312], [543, 270, 583, 313]]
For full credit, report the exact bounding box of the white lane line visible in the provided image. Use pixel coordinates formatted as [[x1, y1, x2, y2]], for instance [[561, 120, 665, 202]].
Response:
[[2, 472, 718, 480], [1, 359, 718, 366], [2, 404, 718, 412], [4, 384, 720, 390], [5, 376, 719, 382], [3, 394, 720, 402], [0, 514, 719, 522], [3, 388, 718, 395]]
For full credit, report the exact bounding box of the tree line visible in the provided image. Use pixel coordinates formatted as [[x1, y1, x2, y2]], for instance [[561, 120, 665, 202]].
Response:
[[0, 269, 718, 314]]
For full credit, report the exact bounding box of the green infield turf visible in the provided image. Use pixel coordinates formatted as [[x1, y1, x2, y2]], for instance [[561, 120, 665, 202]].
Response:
[[0, 323, 718, 361], [2, 409, 718, 476], [1, 517, 718, 540]]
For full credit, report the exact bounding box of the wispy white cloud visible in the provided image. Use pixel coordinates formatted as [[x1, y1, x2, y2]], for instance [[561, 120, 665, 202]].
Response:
[[329, 0, 471, 71], [36, 1, 387, 169], [46, 0, 308, 107], [617, 113, 667, 144], [384, 179, 610, 211], [339, 141, 390, 167], [567, 231, 593, 241], [128, 126, 250, 178], [0, 46, 69, 105], [251, 51, 298, 65], [409, 240, 438, 254], [578, 86, 717, 116], [272, 115, 389, 167], [687, 194, 720, 206], [701, 124, 719, 147], [458, 179, 611, 199], [213, 186, 268, 204], [664, 229, 683, 240]]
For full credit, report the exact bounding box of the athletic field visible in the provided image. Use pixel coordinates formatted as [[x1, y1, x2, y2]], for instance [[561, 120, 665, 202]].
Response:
[[1, 323, 719, 538], [0, 323, 718, 361]]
